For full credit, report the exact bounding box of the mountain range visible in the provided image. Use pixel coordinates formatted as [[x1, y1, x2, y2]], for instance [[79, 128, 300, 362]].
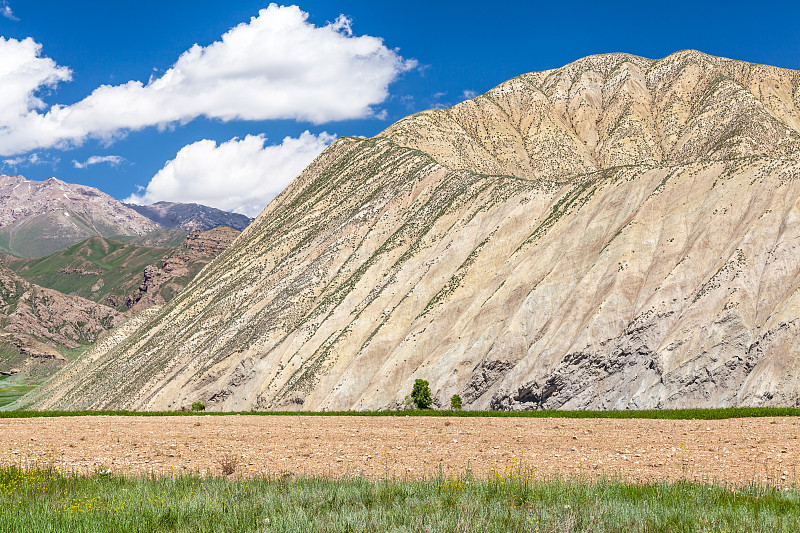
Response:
[[0, 173, 248, 382], [0, 175, 160, 257], [125, 202, 252, 232], [0, 175, 251, 257], [23, 50, 800, 411], [0, 226, 240, 380]]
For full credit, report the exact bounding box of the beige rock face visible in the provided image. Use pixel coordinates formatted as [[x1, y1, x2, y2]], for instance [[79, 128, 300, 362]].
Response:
[[27, 50, 800, 411]]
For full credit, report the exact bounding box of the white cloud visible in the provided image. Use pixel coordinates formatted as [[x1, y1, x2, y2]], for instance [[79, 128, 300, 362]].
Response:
[[1, 1, 17, 21], [2, 152, 58, 167], [125, 131, 335, 217], [399, 95, 415, 110], [431, 91, 450, 109], [2, 155, 29, 166], [0, 37, 71, 123], [72, 155, 125, 169], [0, 4, 415, 156], [462, 89, 479, 99]]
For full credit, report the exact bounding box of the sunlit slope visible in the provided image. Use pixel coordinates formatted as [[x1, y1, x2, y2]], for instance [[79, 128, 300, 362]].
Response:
[[383, 50, 800, 179], [27, 50, 800, 411]]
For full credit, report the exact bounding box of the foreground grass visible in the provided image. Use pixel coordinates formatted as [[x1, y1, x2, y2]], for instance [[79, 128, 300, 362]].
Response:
[[1, 466, 798, 532], [3, 406, 800, 419]]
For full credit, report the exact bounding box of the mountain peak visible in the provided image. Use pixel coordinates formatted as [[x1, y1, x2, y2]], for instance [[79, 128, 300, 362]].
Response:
[[381, 50, 800, 181], [0, 175, 162, 257]]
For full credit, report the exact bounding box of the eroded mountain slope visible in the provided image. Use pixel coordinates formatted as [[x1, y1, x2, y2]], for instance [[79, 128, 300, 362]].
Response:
[[26, 51, 800, 411], [0, 265, 122, 380]]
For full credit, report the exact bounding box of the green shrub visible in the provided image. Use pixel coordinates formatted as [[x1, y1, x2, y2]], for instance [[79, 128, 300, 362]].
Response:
[[191, 401, 205, 412], [450, 394, 462, 410], [411, 379, 432, 409], [402, 395, 414, 410]]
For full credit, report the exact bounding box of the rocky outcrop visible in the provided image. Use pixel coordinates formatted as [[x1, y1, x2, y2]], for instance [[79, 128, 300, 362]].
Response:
[[27, 51, 800, 411], [124, 226, 241, 313]]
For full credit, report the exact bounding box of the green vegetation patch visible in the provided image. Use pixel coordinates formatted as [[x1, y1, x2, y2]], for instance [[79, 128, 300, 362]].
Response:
[[1, 236, 173, 311], [3, 407, 800, 419], [0, 465, 798, 532], [0, 378, 36, 409]]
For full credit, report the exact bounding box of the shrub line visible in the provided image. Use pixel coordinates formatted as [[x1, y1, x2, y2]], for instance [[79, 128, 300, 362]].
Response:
[[2, 406, 799, 420]]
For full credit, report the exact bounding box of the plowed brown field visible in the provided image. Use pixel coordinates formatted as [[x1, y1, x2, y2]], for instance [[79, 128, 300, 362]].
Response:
[[1, 415, 798, 485]]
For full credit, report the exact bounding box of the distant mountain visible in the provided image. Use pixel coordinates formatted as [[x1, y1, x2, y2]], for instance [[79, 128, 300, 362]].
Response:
[[0, 265, 122, 381], [124, 201, 252, 231], [0, 175, 161, 257]]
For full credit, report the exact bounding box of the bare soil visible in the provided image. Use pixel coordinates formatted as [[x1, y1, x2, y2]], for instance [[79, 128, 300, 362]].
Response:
[[1, 415, 798, 485]]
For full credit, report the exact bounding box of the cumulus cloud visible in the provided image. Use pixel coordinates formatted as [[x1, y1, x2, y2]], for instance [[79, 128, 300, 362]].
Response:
[[1, 1, 17, 21], [0, 37, 71, 123], [0, 4, 416, 156], [125, 131, 334, 217], [72, 155, 125, 169], [462, 89, 479, 99]]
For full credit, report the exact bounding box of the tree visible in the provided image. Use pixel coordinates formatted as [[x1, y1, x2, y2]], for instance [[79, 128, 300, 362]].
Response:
[[450, 394, 462, 410], [410, 379, 433, 409]]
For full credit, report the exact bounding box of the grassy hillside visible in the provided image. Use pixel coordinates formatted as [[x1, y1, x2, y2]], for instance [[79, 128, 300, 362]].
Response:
[[0, 237, 172, 311], [129, 228, 189, 247], [0, 376, 36, 409]]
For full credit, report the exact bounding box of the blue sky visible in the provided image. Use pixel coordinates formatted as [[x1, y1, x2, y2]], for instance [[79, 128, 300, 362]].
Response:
[[0, 1, 798, 215]]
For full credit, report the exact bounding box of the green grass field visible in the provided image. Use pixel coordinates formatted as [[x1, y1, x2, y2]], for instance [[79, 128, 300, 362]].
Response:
[[3, 406, 800, 419], [0, 377, 36, 409], [0, 465, 798, 532]]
